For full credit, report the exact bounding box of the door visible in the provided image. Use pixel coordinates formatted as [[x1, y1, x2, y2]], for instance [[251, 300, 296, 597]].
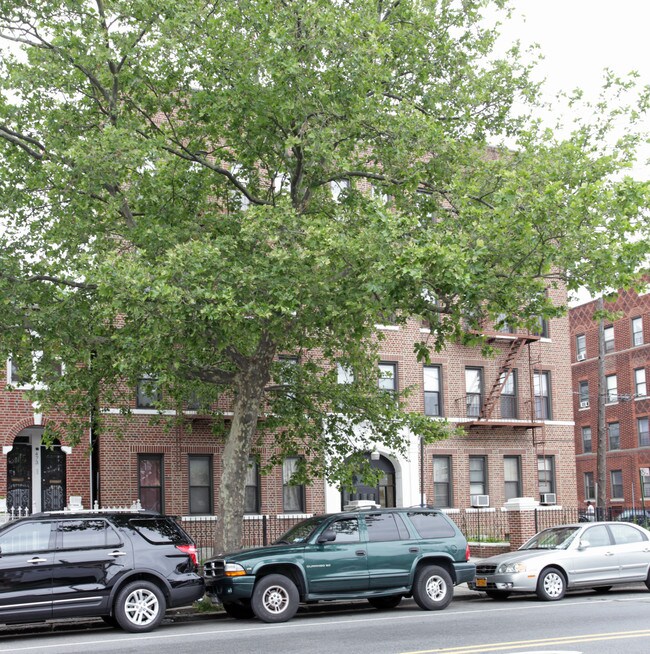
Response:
[[42, 445, 66, 512], [0, 520, 55, 622], [341, 454, 396, 508], [304, 517, 369, 594], [7, 440, 32, 512], [569, 524, 620, 586], [608, 523, 650, 581], [364, 512, 416, 589], [51, 519, 133, 617]]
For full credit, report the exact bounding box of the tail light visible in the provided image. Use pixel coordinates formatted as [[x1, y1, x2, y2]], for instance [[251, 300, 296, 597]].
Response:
[[465, 543, 471, 562], [176, 543, 198, 567]]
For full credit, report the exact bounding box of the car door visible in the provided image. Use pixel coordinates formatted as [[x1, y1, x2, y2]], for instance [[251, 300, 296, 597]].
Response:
[[568, 524, 620, 586], [51, 518, 133, 618], [0, 519, 56, 622], [608, 523, 650, 582], [364, 512, 415, 590], [303, 516, 369, 594]]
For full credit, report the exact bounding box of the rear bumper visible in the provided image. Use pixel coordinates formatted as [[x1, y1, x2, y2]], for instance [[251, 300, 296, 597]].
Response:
[[168, 576, 206, 608], [453, 562, 476, 585]]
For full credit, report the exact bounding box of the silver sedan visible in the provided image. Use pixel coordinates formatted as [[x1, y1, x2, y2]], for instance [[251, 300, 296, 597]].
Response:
[[469, 521, 650, 601]]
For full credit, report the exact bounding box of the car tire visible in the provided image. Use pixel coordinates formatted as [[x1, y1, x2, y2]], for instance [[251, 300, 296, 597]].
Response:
[[114, 580, 166, 633], [536, 567, 566, 601], [368, 595, 402, 610], [251, 574, 299, 623], [412, 565, 453, 611], [485, 590, 511, 601], [592, 586, 612, 593], [222, 600, 255, 619]]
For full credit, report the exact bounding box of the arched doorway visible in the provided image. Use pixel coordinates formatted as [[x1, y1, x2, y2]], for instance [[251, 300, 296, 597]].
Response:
[[6, 428, 67, 513], [341, 454, 396, 509]]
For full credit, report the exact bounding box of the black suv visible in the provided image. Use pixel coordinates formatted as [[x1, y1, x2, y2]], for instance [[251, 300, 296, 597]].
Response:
[[204, 507, 474, 622], [0, 511, 204, 632]]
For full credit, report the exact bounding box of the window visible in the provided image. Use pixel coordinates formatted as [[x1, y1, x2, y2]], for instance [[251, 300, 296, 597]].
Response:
[[584, 472, 595, 500], [329, 517, 360, 543], [56, 519, 121, 549], [365, 513, 409, 541], [610, 469, 623, 499], [378, 362, 397, 393], [469, 456, 487, 496], [500, 370, 517, 419], [576, 334, 586, 359], [606, 374, 618, 403], [604, 326, 615, 353], [538, 456, 555, 495], [632, 317, 644, 347], [138, 454, 163, 513], [432, 456, 452, 508], [534, 371, 551, 420], [635, 368, 647, 398], [496, 314, 513, 334], [504, 456, 522, 500], [337, 363, 354, 384], [330, 179, 350, 202], [136, 375, 161, 409], [579, 380, 590, 408], [465, 368, 483, 418], [188, 455, 212, 515], [641, 468, 650, 498], [408, 511, 455, 538], [639, 417, 650, 447], [608, 422, 620, 450], [245, 458, 260, 514], [283, 457, 305, 513], [0, 521, 53, 554], [582, 426, 592, 453], [534, 316, 549, 338], [423, 365, 442, 416]]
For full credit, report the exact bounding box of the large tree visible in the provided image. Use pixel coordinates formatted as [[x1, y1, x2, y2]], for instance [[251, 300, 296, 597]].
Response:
[[0, 0, 648, 551]]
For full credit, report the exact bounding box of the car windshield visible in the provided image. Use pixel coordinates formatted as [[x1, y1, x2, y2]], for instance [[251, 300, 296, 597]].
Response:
[[521, 526, 580, 550], [273, 515, 328, 544]]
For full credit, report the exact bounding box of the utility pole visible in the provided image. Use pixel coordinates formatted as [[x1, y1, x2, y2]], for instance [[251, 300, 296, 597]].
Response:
[[597, 296, 607, 519]]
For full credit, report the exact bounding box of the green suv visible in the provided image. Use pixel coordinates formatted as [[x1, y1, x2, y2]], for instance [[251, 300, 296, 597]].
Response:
[[203, 508, 474, 622]]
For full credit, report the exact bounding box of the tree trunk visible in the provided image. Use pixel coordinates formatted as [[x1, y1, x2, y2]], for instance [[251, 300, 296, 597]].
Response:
[[215, 336, 276, 553]]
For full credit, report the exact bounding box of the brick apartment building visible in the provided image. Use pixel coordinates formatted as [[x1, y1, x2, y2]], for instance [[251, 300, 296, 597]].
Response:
[[570, 286, 650, 512], [1, 285, 577, 522]]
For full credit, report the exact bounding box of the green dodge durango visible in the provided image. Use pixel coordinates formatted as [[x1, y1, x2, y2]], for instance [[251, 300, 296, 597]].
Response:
[[203, 507, 475, 622]]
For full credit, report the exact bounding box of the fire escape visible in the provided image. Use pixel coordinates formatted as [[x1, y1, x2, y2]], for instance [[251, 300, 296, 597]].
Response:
[[466, 331, 544, 431]]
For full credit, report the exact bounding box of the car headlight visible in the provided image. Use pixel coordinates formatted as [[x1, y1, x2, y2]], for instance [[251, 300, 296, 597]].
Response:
[[497, 562, 527, 574], [224, 563, 247, 577]]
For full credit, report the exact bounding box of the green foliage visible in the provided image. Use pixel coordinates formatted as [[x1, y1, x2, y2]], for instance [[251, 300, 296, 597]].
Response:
[[0, 1, 648, 548]]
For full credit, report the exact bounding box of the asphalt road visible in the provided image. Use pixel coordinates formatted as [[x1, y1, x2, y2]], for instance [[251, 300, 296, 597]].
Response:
[[2, 584, 650, 654]]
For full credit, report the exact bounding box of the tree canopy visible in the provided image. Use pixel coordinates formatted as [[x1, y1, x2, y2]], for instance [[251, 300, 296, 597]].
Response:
[[1, 0, 648, 550]]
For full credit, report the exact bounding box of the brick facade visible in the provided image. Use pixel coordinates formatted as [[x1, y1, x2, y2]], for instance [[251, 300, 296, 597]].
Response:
[[570, 286, 650, 511]]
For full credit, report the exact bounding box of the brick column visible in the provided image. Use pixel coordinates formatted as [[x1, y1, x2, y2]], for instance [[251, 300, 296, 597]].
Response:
[[504, 497, 539, 551]]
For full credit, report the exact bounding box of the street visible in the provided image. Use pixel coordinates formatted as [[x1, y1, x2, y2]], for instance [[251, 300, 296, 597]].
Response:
[[2, 585, 650, 654]]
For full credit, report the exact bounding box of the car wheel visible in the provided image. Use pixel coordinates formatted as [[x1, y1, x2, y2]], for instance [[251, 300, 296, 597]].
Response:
[[114, 580, 166, 633], [412, 565, 453, 611], [367, 595, 402, 610], [222, 600, 255, 619], [593, 586, 612, 593], [251, 574, 299, 623], [536, 567, 566, 601], [485, 590, 511, 601]]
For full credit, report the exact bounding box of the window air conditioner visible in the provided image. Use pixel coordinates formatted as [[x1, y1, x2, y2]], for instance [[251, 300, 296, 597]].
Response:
[[471, 494, 490, 508], [577, 352, 586, 361], [580, 400, 589, 409], [540, 493, 557, 505]]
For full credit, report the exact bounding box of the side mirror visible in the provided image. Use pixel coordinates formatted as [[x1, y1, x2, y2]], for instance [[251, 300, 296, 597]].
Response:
[[578, 539, 590, 550], [317, 529, 336, 544]]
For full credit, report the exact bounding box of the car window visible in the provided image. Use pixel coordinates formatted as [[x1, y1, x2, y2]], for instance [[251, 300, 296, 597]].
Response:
[[274, 515, 328, 544], [522, 526, 579, 550], [130, 518, 187, 544], [0, 521, 53, 554], [365, 513, 404, 542], [408, 512, 455, 539], [582, 525, 612, 547], [610, 523, 647, 545], [329, 518, 360, 543], [55, 519, 122, 550]]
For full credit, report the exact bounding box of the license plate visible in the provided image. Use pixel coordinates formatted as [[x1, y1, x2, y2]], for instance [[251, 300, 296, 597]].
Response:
[[475, 577, 487, 588]]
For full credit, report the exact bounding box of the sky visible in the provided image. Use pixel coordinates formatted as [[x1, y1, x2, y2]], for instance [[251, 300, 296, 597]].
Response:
[[496, 0, 650, 179]]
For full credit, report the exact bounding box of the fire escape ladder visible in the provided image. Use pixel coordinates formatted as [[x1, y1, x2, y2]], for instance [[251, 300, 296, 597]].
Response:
[[479, 338, 528, 420]]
